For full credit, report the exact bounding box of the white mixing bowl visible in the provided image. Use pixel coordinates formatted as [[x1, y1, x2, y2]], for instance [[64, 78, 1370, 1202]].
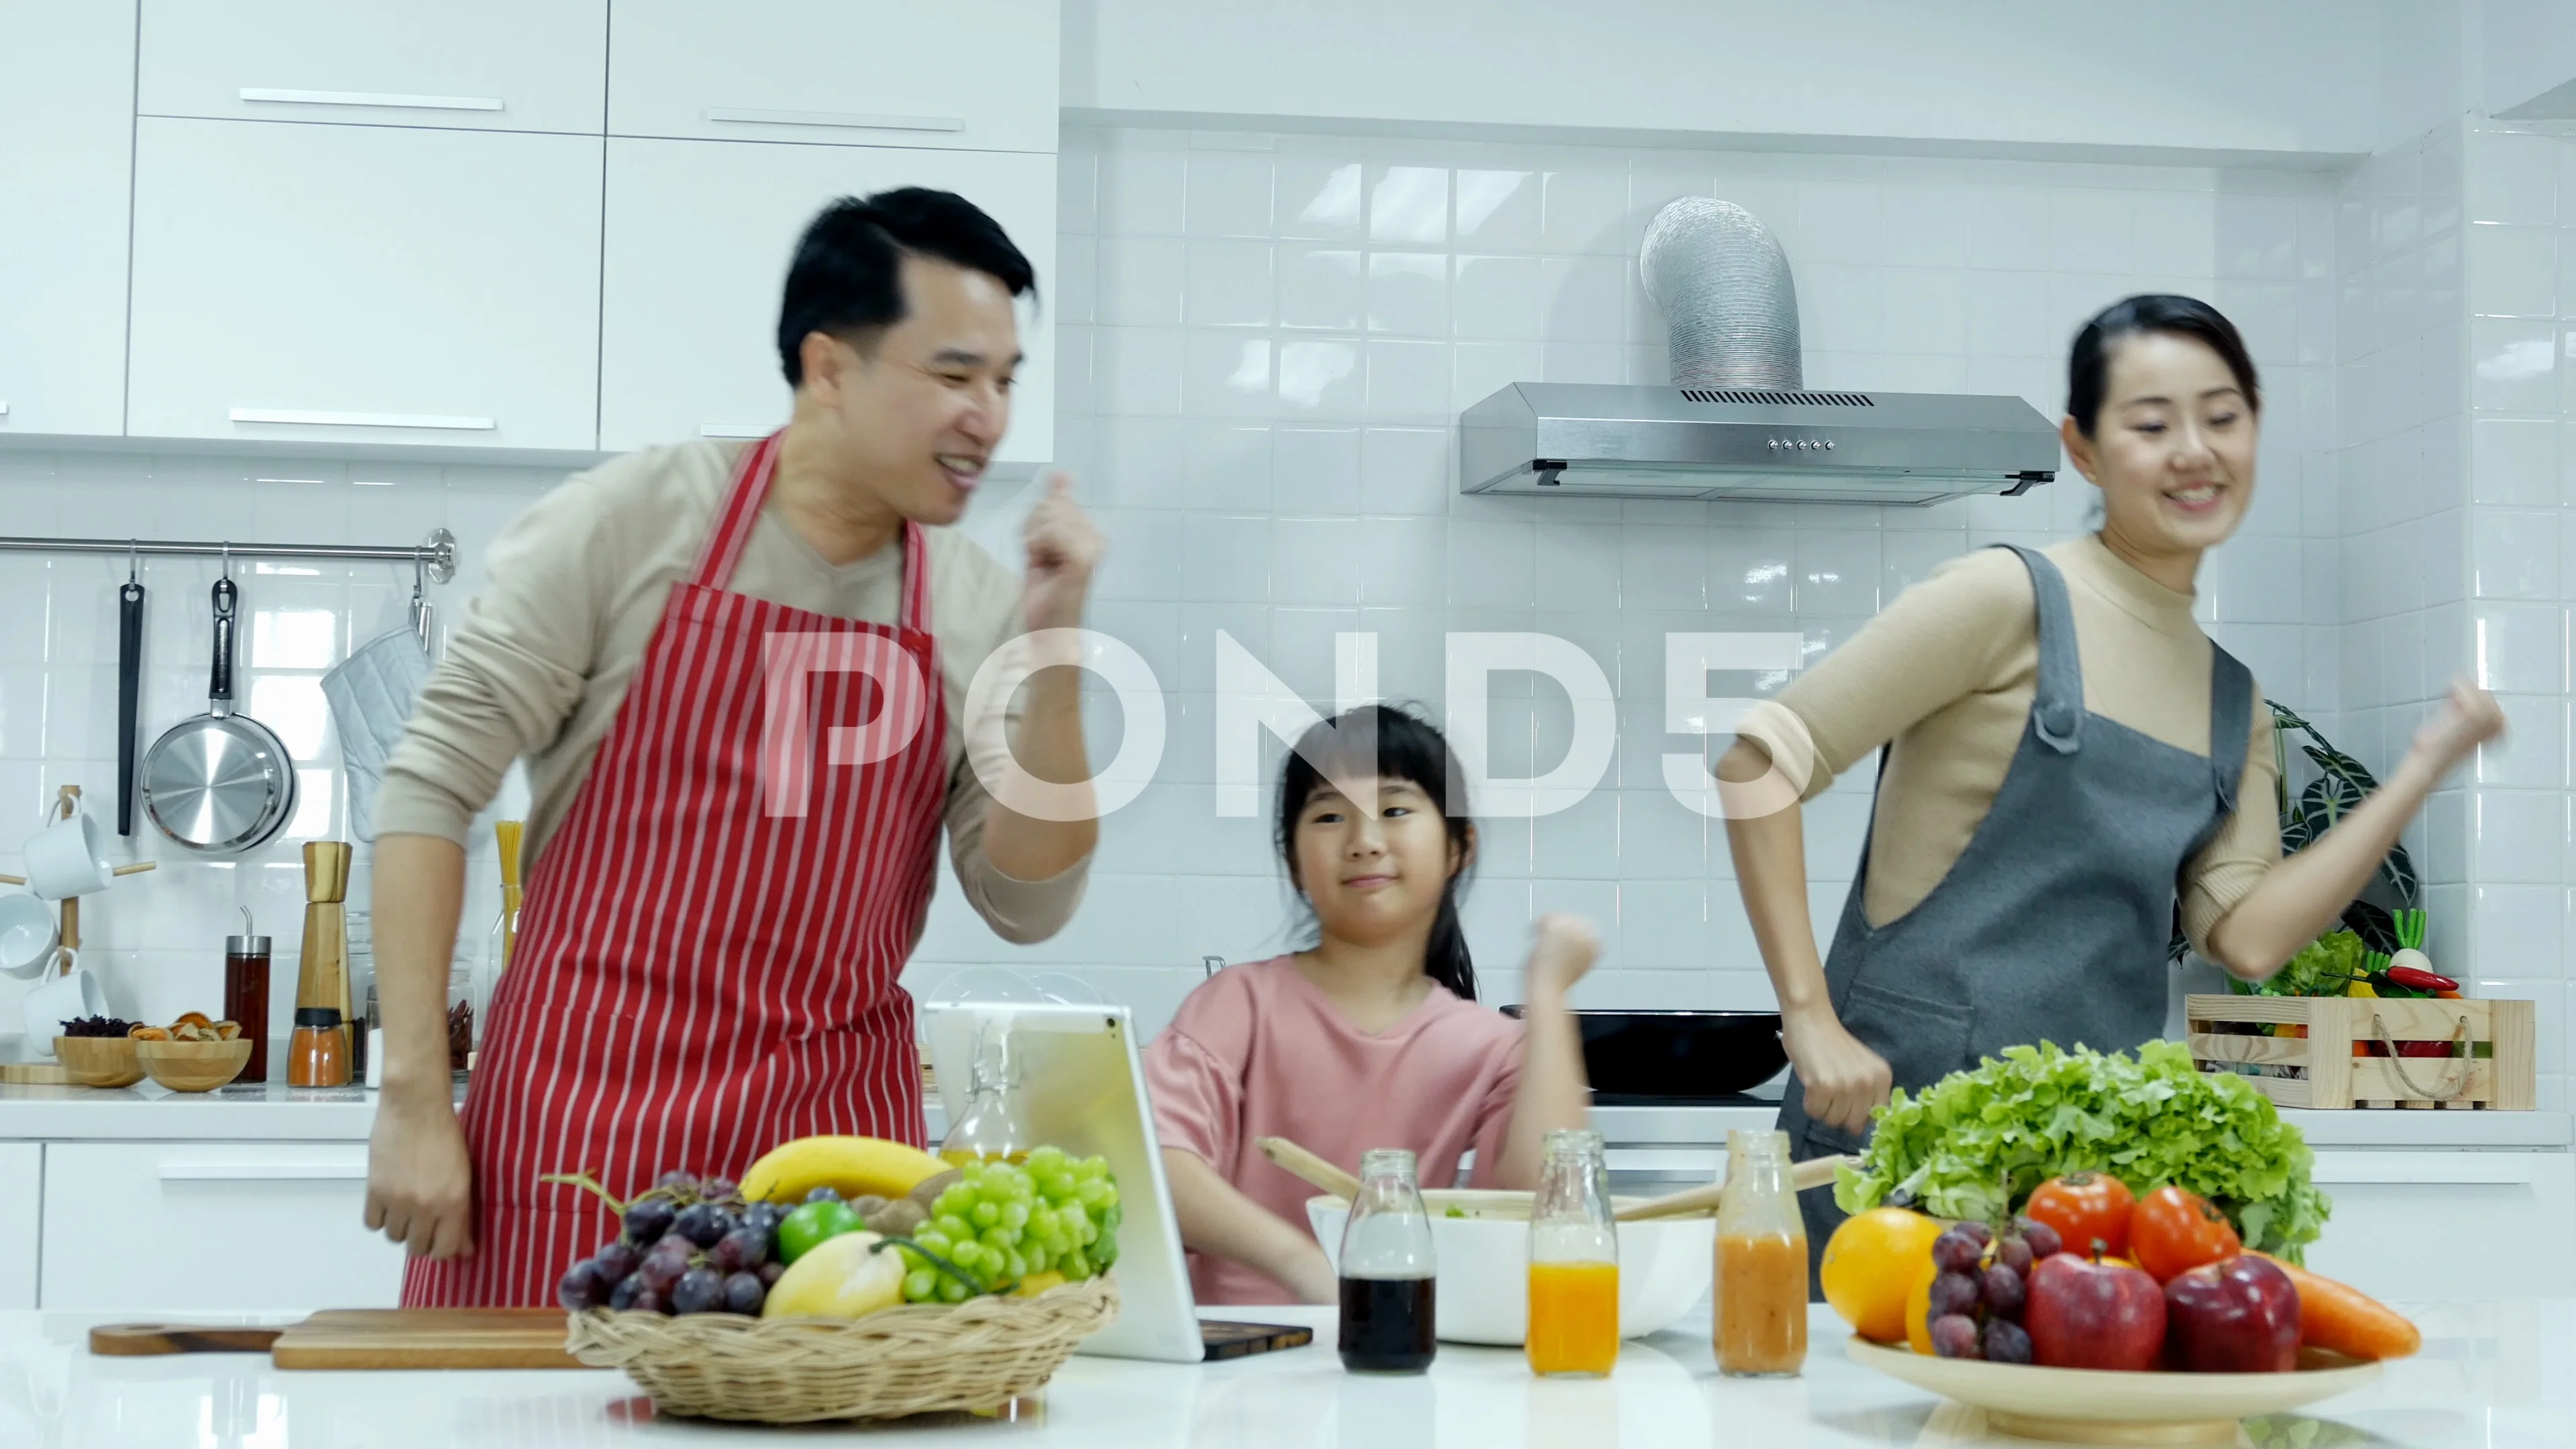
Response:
[[1305, 1194, 1712, 1346]]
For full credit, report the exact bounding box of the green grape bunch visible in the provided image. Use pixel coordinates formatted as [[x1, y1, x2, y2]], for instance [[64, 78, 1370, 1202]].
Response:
[[894, 1146, 1123, 1303]]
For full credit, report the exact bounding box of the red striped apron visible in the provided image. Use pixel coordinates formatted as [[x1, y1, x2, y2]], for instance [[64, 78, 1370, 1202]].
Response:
[[404, 433, 947, 1307]]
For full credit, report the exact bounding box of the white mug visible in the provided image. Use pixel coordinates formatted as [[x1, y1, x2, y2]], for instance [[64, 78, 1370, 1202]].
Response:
[[21, 949, 101, 1055], [0, 893, 58, 979], [25, 798, 112, 901]]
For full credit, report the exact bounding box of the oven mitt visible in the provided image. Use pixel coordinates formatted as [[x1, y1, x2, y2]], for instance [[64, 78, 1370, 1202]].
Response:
[[321, 628, 431, 843]]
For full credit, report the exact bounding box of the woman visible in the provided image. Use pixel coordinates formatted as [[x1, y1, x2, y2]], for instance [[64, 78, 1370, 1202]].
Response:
[[1717, 294, 2504, 1264], [1145, 706, 1596, 1303]]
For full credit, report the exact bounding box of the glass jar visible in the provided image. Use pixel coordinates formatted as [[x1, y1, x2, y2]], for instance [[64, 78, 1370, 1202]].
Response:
[[288, 1006, 350, 1089], [222, 909, 272, 1085], [1527, 1128, 1619, 1377], [445, 960, 476, 1073], [938, 1024, 1027, 1166], [1337, 1148, 1437, 1374], [1715, 1129, 1808, 1377]]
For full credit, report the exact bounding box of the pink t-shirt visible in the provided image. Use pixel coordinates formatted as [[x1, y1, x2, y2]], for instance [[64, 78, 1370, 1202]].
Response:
[[1143, 956, 1525, 1305]]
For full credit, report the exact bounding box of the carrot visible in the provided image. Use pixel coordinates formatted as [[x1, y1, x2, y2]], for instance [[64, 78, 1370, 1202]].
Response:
[[2251, 1254, 2420, 1360]]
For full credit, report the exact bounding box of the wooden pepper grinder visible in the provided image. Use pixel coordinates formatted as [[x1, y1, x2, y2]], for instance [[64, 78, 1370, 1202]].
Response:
[[294, 841, 354, 1077]]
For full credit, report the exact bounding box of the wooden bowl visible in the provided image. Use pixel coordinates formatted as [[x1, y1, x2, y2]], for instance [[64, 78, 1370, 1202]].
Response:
[[1845, 1336, 2382, 1445], [52, 1035, 144, 1088], [135, 1039, 252, 1093]]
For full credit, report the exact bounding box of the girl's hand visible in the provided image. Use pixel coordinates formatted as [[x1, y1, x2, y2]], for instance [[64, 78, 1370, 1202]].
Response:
[[2407, 679, 2507, 777], [1782, 1004, 1892, 1138], [1523, 913, 1601, 1000]]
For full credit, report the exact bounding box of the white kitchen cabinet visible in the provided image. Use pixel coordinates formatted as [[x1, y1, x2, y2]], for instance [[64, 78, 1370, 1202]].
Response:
[[40, 1142, 404, 1311], [2299, 1149, 2576, 1303], [598, 138, 1055, 464], [606, 0, 1059, 154], [137, 0, 607, 135], [0, 0, 136, 437], [0, 1144, 35, 1311], [127, 118, 603, 453]]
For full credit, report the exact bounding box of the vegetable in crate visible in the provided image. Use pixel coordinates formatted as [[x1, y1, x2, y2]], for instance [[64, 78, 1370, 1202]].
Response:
[[1835, 1040, 2331, 1261]]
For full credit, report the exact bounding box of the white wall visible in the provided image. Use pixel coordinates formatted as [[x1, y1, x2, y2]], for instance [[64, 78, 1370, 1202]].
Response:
[[900, 125, 2340, 1036], [1066, 0, 2412, 158]]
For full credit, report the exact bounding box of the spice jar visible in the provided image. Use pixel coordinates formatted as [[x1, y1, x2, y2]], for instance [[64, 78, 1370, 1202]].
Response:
[[1715, 1129, 1808, 1377], [288, 1006, 350, 1088], [222, 908, 272, 1084]]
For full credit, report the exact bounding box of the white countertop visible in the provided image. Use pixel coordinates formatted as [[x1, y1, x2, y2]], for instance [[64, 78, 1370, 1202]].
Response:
[[1, 1301, 2567, 1448], [3, 1083, 2565, 1150]]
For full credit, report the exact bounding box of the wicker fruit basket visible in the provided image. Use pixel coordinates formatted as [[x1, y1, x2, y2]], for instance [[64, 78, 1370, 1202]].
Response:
[[564, 1275, 1118, 1422]]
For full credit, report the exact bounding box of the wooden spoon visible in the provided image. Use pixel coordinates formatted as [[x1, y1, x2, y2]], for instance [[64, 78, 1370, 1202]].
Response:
[[1260, 1136, 1856, 1221], [1613, 1155, 1855, 1222], [1258, 1136, 1360, 1197]]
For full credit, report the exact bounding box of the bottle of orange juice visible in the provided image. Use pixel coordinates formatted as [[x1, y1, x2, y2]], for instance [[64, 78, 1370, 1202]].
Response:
[[1526, 1128, 1619, 1377], [1715, 1129, 1807, 1377]]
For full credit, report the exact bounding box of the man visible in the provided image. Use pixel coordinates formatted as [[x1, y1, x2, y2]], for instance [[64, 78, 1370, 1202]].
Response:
[[364, 189, 1101, 1307]]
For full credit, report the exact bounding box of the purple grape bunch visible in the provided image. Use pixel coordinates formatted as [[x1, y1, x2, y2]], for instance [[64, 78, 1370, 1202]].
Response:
[[556, 1167, 778, 1318], [1925, 1217, 2049, 1364]]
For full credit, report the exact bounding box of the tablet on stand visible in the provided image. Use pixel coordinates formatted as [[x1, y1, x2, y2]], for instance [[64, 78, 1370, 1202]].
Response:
[[921, 1002, 1313, 1363]]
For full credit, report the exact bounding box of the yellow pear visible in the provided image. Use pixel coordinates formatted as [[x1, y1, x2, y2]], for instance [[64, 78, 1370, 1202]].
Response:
[[761, 1230, 906, 1320]]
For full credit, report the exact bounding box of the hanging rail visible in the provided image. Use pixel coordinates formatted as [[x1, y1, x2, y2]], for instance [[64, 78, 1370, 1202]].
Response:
[[0, 527, 457, 583]]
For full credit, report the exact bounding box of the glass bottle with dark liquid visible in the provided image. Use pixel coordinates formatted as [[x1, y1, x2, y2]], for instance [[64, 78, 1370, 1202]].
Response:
[[1337, 1148, 1437, 1373]]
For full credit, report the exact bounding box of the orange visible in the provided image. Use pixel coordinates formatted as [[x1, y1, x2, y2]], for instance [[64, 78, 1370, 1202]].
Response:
[[1819, 1206, 1944, 1346]]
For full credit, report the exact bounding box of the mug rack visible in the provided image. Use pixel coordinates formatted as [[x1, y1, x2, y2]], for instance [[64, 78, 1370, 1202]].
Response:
[[1, 786, 157, 951]]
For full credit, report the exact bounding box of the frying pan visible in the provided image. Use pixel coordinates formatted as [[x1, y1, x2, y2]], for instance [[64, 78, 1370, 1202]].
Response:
[[141, 576, 297, 853]]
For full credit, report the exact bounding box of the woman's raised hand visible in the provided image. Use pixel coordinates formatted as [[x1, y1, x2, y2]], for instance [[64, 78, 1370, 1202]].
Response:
[[2406, 678, 2507, 777]]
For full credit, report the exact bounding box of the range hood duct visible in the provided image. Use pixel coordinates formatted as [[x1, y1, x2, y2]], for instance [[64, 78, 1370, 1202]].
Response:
[[1641, 197, 1802, 390]]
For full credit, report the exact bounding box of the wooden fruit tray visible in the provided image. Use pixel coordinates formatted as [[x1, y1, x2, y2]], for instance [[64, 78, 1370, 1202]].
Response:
[[2184, 994, 2534, 1110]]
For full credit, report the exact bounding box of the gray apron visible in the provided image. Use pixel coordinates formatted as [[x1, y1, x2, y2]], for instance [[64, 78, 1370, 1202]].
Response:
[[1778, 546, 2251, 1279]]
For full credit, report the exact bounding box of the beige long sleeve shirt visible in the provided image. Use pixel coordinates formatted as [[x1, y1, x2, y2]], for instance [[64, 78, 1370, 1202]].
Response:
[[1756, 533, 2279, 955], [376, 439, 1088, 944]]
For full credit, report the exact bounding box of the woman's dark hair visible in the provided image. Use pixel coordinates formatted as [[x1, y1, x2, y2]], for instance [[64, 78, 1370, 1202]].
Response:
[[2065, 293, 2261, 438], [776, 187, 1036, 386], [1275, 704, 1478, 1002]]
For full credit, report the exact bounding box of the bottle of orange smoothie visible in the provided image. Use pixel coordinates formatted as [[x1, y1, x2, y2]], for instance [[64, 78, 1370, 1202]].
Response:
[[1715, 1129, 1807, 1377], [1526, 1128, 1619, 1377]]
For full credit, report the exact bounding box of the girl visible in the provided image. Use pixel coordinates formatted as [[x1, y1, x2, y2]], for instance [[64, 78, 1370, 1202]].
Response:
[[1145, 705, 1599, 1305], [1716, 294, 2504, 1273]]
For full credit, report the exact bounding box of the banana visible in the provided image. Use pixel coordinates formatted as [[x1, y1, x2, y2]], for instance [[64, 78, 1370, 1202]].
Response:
[[739, 1134, 949, 1204]]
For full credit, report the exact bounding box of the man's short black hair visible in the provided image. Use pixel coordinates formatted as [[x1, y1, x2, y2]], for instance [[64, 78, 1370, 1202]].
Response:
[[775, 187, 1036, 386]]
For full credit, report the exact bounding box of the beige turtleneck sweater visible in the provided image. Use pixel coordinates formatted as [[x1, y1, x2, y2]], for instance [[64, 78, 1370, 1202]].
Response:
[[1755, 533, 2279, 953]]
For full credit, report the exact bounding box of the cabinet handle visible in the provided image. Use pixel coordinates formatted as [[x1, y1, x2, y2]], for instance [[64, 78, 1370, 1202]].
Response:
[[2310, 1154, 2538, 1186], [704, 106, 964, 134], [698, 423, 775, 439], [160, 1163, 368, 1182], [241, 87, 504, 113], [231, 408, 496, 431]]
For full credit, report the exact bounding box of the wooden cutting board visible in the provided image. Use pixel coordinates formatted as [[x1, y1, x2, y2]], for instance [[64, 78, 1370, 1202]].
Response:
[[0, 1063, 73, 1085], [90, 1309, 585, 1370]]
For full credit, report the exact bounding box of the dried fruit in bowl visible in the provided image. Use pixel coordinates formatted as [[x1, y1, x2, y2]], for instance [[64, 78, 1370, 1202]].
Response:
[[174, 1011, 213, 1029], [213, 1020, 242, 1040], [129, 1025, 170, 1041]]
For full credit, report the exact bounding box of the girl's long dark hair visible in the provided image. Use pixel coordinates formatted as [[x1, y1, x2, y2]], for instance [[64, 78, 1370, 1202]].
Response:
[[1275, 704, 1478, 1002]]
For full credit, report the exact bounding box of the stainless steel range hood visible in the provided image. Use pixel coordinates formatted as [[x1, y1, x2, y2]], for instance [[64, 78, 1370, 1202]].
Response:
[[1458, 383, 2059, 506]]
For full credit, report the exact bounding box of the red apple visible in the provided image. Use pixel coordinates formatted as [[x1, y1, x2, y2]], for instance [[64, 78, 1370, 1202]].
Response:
[[2025, 1252, 2167, 1371], [2164, 1256, 2301, 1373]]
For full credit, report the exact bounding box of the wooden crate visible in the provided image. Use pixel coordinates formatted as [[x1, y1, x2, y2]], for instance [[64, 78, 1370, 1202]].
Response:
[[2184, 995, 2534, 1110]]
